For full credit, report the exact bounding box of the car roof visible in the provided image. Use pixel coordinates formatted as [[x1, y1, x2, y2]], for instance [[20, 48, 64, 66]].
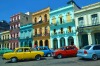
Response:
[[15, 47, 31, 49], [87, 44, 100, 46]]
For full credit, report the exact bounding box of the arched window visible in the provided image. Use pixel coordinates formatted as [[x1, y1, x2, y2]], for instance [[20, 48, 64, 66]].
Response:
[[68, 26, 72, 33], [68, 36, 74, 46], [35, 17, 37, 23], [45, 40, 48, 47], [44, 14, 47, 22], [66, 12, 71, 22], [52, 16, 56, 24], [40, 40, 43, 46]]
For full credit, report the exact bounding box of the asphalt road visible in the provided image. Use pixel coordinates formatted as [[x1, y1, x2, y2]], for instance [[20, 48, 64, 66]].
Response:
[[0, 56, 100, 66]]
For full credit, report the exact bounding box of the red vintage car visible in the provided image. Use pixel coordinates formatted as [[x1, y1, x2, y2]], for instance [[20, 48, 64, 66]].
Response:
[[52, 46, 78, 59]]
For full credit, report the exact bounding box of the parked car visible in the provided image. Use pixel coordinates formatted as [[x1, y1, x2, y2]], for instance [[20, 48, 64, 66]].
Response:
[[0, 48, 13, 55], [77, 44, 100, 61], [37, 46, 54, 57], [2, 47, 44, 63], [52, 46, 78, 59]]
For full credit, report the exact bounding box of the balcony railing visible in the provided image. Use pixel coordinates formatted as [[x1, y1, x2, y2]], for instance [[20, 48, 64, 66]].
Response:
[[51, 31, 75, 36], [33, 33, 50, 37], [50, 19, 74, 26]]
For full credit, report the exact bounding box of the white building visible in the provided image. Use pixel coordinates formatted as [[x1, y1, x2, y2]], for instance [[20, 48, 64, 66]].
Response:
[[75, 2, 100, 48]]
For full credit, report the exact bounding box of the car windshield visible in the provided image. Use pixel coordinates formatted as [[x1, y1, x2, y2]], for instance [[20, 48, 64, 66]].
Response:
[[82, 46, 91, 50]]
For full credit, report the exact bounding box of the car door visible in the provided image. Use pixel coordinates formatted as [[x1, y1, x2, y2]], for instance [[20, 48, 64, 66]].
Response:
[[15, 48, 24, 60], [93, 45, 100, 58], [23, 48, 32, 59]]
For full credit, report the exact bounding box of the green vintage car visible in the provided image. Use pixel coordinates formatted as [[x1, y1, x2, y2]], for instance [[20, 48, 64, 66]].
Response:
[[0, 48, 13, 55]]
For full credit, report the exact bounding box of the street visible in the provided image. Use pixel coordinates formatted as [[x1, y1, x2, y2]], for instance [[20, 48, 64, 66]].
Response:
[[0, 56, 100, 66]]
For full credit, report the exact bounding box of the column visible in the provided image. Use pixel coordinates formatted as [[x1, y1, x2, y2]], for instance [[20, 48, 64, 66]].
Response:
[[74, 35, 79, 48], [65, 37, 68, 46], [57, 38, 60, 48], [50, 38, 53, 49], [37, 40, 39, 47], [43, 40, 45, 47], [98, 12, 100, 24], [9, 43, 10, 49], [88, 32, 92, 45]]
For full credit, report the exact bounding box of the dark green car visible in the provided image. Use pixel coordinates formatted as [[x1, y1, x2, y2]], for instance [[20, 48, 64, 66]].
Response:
[[0, 48, 13, 55]]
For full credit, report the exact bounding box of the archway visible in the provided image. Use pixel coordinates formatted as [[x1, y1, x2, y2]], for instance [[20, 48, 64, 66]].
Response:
[[53, 38, 58, 49], [68, 36, 74, 46], [29, 41, 32, 47], [60, 37, 65, 47], [45, 40, 49, 47], [34, 41, 38, 45], [40, 40, 43, 46]]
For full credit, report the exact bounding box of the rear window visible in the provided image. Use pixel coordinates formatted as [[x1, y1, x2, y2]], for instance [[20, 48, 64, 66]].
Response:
[[82, 46, 91, 50]]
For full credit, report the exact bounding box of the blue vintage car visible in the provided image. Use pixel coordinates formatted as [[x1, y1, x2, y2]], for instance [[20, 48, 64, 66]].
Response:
[[37, 46, 54, 57], [77, 44, 100, 60]]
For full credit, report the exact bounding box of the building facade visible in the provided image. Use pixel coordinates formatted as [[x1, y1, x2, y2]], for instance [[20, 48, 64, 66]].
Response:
[[32, 7, 50, 48], [9, 12, 32, 49], [75, 2, 100, 48], [0, 31, 10, 49], [50, 1, 80, 49], [9, 13, 20, 49], [20, 23, 33, 47], [0, 20, 9, 32]]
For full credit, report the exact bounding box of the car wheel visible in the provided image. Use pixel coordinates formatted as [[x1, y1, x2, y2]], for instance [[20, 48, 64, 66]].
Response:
[[57, 54, 62, 59], [47, 53, 51, 57], [92, 54, 98, 61], [11, 57, 17, 63], [35, 55, 41, 61]]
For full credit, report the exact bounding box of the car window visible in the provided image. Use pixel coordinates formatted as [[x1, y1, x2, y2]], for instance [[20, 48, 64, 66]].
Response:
[[16, 48, 23, 52], [82, 46, 91, 50], [43, 47, 47, 50], [93, 45, 100, 50], [24, 48, 30, 52]]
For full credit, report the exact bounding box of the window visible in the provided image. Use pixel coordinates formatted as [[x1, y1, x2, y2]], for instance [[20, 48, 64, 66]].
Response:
[[91, 14, 98, 25], [93, 45, 100, 50], [52, 16, 56, 24], [61, 28, 63, 34], [82, 46, 91, 50], [44, 14, 47, 22], [60, 17, 63, 24], [16, 48, 23, 52], [35, 17, 37, 23], [66, 12, 71, 22], [78, 17, 84, 27], [26, 17, 28, 21], [54, 29, 56, 34], [68, 26, 72, 33], [24, 48, 30, 52]]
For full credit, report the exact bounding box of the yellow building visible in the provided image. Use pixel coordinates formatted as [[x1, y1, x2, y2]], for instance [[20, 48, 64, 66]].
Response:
[[1, 31, 10, 48], [32, 7, 51, 48]]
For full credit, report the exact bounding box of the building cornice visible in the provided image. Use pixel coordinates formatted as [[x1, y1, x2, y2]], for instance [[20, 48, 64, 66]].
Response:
[[32, 7, 50, 16], [75, 2, 100, 14]]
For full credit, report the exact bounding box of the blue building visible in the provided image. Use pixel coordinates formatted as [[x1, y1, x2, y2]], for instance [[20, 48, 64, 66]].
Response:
[[50, 0, 80, 49], [20, 23, 33, 47]]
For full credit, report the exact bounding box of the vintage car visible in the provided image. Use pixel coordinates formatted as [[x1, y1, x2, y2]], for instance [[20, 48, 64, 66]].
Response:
[[2, 47, 44, 62], [77, 44, 100, 61], [0, 48, 13, 55], [52, 46, 78, 59], [37, 46, 54, 57]]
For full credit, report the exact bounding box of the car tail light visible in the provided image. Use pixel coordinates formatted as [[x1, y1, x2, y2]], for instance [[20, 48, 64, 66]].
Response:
[[84, 50, 87, 54]]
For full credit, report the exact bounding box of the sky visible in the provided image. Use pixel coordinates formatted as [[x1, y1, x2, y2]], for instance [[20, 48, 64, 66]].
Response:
[[0, 0, 100, 22]]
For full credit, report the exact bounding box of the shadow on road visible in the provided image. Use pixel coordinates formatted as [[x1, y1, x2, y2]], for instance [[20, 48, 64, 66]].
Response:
[[5, 57, 46, 63]]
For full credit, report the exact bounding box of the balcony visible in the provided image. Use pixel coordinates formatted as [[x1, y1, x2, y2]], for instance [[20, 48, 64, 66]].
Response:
[[51, 30, 75, 36], [33, 33, 50, 40], [33, 20, 49, 28], [50, 19, 74, 26], [78, 21, 100, 28]]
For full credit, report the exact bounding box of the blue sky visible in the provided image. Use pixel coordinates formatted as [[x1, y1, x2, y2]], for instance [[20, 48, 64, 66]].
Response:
[[0, 0, 100, 22]]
